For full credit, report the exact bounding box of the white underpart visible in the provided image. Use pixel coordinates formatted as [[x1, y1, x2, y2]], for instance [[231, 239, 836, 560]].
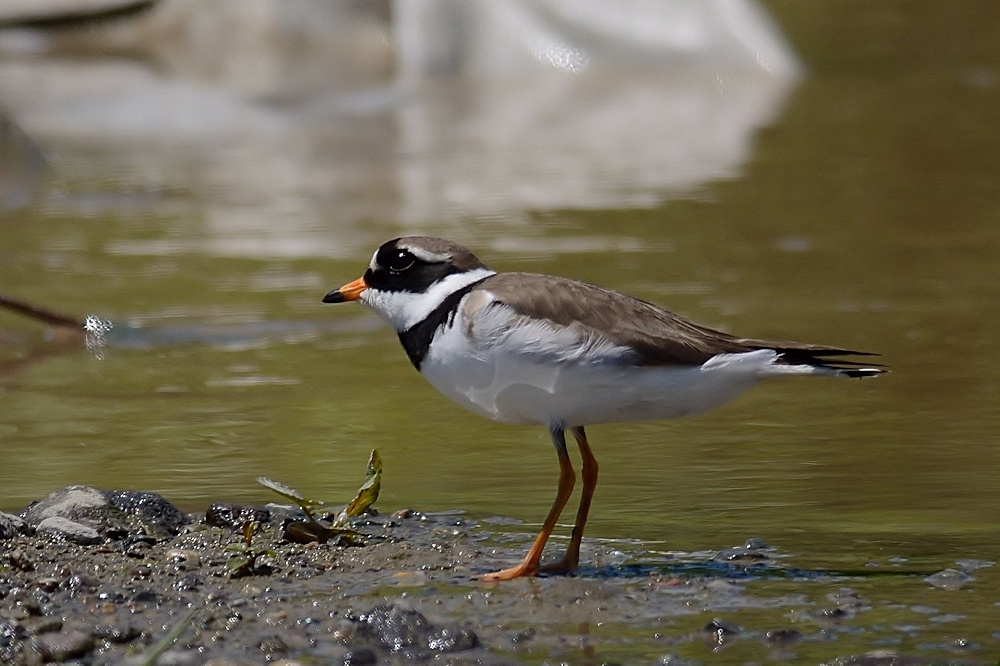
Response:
[[420, 293, 840, 427], [360, 267, 496, 332]]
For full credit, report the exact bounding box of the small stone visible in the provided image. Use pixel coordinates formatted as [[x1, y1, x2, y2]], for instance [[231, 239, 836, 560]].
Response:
[[173, 574, 202, 591], [205, 503, 270, 530], [24, 616, 63, 635], [130, 589, 160, 604], [0, 511, 27, 539], [924, 568, 973, 591], [764, 628, 802, 646], [104, 489, 189, 537], [23, 486, 108, 527], [131, 565, 152, 579], [166, 548, 202, 568], [8, 548, 34, 571], [259, 635, 288, 654], [342, 648, 377, 665], [35, 577, 62, 593], [36, 517, 102, 545], [92, 622, 142, 643], [357, 604, 429, 651], [32, 630, 95, 662], [66, 574, 99, 591], [427, 625, 479, 651], [125, 540, 152, 558], [702, 618, 741, 646]]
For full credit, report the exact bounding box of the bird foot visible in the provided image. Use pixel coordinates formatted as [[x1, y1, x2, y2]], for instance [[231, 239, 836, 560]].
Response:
[[538, 554, 578, 576], [478, 560, 539, 581]]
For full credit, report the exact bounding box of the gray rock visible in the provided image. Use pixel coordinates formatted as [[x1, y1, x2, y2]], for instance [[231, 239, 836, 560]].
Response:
[[924, 568, 973, 591], [22, 485, 110, 527], [353, 604, 479, 655], [36, 516, 103, 545], [0, 511, 27, 539], [31, 630, 95, 662], [22, 485, 187, 541]]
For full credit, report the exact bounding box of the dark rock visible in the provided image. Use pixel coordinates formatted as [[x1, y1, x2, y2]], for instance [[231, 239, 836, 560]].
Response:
[[92, 623, 142, 643], [173, 574, 201, 591], [713, 542, 773, 566], [204, 503, 271, 530], [764, 628, 802, 646], [0, 512, 27, 539], [428, 625, 479, 651], [702, 618, 741, 647], [7, 548, 34, 571], [342, 647, 378, 665], [129, 589, 161, 604], [65, 574, 99, 592], [356, 604, 430, 652], [103, 490, 189, 537], [259, 634, 288, 654], [31, 630, 94, 662], [352, 603, 479, 655], [23, 616, 63, 635]]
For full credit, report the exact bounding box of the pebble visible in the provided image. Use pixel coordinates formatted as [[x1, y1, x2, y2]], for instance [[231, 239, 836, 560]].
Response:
[[764, 628, 802, 646], [924, 568, 973, 591], [36, 517, 103, 545], [205, 503, 271, 529], [702, 618, 741, 646], [31, 630, 94, 662], [166, 548, 202, 568], [353, 604, 479, 654], [0, 511, 27, 539], [23, 486, 108, 526], [104, 489, 189, 537]]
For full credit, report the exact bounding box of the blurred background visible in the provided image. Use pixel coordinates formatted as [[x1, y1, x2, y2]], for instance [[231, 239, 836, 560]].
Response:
[[1, 0, 998, 581]]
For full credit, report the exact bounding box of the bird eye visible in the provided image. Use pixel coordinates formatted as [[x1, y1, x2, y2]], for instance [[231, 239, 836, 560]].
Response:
[[387, 250, 416, 274]]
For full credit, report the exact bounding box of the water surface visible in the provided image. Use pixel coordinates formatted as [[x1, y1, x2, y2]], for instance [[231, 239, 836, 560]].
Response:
[[1, 2, 999, 660]]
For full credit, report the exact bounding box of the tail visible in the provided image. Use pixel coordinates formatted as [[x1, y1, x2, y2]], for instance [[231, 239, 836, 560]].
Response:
[[770, 345, 886, 378], [737, 339, 887, 379]]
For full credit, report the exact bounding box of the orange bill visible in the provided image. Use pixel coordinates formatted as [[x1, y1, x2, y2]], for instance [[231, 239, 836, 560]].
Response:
[[322, 276, 367, 303]]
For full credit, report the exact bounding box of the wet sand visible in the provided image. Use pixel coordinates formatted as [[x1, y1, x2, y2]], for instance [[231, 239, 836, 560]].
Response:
[[0, 487, 990, 665]]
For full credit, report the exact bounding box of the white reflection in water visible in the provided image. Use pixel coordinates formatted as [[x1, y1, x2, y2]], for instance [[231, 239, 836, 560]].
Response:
[[83, 315, 114, 360]]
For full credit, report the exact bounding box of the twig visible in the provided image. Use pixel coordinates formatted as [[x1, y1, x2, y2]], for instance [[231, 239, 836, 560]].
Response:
[[0, 292, 84, 329]]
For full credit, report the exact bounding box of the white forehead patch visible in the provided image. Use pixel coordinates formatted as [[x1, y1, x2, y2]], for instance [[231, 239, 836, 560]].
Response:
[[403, 243, 451, 264], [369, 249, 379, 271]]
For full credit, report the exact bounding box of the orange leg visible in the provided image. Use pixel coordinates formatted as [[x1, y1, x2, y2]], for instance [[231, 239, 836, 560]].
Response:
[[539, 426, 598, 575], [480, 426, 575, 581]]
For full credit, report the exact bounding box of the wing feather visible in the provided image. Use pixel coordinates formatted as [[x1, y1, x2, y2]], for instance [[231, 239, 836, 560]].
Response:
[[471, 273, 881, 369]]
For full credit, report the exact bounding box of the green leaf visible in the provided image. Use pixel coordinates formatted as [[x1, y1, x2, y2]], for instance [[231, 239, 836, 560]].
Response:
[[257, 475, 299, 500], [336, 449, 382, 527], [226, 556, 251, 572]]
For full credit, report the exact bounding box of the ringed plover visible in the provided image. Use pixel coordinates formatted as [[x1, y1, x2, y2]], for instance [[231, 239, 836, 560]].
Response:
[[323, 236, 885, 580]]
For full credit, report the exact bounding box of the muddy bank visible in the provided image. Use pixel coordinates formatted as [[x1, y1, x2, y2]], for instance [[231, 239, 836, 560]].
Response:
[[0, 487, 991, 665]]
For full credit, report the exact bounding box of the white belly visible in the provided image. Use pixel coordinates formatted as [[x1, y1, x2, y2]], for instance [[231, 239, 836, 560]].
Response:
[[420, 341, 778, 427]]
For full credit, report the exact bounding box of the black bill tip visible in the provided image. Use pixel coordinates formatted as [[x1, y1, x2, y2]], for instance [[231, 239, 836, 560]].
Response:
[[322, 290, 345, 303]]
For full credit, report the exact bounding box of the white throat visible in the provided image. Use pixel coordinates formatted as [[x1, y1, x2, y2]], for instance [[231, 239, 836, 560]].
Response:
[[361, 268, 496, 332]]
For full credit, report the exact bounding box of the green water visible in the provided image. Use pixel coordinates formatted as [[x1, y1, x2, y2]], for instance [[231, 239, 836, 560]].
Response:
[[1, 2, 999, 661]]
